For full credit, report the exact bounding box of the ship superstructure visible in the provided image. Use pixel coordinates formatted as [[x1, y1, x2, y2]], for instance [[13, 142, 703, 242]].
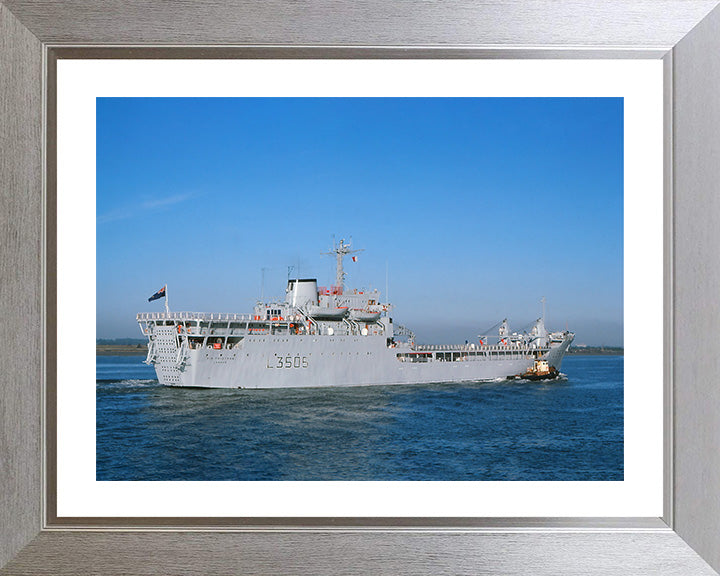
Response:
[[137, 239, 574, 388]]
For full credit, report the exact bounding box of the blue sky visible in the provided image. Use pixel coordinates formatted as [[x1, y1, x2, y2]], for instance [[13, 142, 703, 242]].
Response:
[[97, 97, 623, 345]]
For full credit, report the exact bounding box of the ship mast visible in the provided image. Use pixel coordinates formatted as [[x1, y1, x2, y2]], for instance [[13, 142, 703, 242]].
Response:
[[322, 238, 363, 292]]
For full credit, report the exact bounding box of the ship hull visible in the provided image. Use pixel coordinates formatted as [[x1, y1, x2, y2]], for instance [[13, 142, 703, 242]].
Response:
[[149, 328, 574, 389]]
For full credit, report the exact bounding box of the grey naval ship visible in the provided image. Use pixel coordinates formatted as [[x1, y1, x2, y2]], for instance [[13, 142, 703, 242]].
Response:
[[137, 240, 575, 389]]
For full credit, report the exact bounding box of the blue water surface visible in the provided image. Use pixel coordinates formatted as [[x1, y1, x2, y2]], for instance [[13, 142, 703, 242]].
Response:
[[96, 355, 623, 481]]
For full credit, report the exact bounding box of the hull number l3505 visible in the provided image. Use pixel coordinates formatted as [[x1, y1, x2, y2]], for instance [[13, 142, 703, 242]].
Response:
[[267, 354, 309, 369]]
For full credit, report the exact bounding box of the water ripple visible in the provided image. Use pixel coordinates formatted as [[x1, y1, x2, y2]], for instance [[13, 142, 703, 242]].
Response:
[[96, 355, 623, 481]]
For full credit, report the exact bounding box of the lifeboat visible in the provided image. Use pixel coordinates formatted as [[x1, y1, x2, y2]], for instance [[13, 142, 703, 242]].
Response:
[[349, 309, 382, 322], [306, 305, 349, 320]]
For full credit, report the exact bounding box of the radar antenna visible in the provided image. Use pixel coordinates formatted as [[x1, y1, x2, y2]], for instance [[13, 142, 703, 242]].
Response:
[[322, 238, 364, 292]]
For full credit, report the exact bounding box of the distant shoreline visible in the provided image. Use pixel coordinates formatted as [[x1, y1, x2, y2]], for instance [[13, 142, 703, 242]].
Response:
[[97, 344, 147, 356], [96, 344, 623, 357], [567, 347, 624, 356]]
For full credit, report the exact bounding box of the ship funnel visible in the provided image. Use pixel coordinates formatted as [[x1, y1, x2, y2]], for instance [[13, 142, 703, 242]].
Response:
[[285, 278, 318, 307]]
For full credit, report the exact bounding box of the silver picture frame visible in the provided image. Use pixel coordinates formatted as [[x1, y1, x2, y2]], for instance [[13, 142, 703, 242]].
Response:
[[2, 1, 720, 574]]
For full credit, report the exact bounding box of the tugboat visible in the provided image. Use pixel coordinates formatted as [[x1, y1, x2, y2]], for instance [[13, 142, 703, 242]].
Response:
[[517, 359, 560, 381]]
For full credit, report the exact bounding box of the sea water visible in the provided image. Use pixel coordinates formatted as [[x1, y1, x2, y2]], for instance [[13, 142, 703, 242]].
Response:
[[96, 355, 623, 481]]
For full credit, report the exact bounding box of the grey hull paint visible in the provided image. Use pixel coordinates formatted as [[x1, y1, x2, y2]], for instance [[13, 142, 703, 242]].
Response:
[[150, 326, 575, 389]]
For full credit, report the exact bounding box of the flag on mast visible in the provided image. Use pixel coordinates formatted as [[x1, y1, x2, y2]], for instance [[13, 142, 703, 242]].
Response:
[[148, 285, 166, 302], [351, 256, 358, 262]]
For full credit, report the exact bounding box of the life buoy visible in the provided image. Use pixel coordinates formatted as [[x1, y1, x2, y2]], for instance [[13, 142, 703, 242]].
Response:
[[177, 325, 182, 334]]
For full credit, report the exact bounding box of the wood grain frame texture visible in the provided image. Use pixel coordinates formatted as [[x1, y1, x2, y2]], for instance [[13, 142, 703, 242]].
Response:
[[2, 1, 720, 574]]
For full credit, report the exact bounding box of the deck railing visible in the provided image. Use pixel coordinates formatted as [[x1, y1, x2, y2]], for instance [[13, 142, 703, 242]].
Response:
[[413, 343, 548, 352], [136, 311, 255, 322]]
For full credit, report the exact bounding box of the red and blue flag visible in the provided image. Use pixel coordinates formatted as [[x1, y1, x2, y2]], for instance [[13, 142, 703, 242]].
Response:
[[148, 285, 166, 302]]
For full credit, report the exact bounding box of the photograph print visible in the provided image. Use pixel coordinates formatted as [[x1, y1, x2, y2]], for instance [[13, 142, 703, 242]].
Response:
[[96, 97, 623, 481]]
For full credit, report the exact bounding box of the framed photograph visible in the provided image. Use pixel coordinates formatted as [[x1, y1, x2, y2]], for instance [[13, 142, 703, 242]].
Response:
[[2, 2, 720, 574]]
